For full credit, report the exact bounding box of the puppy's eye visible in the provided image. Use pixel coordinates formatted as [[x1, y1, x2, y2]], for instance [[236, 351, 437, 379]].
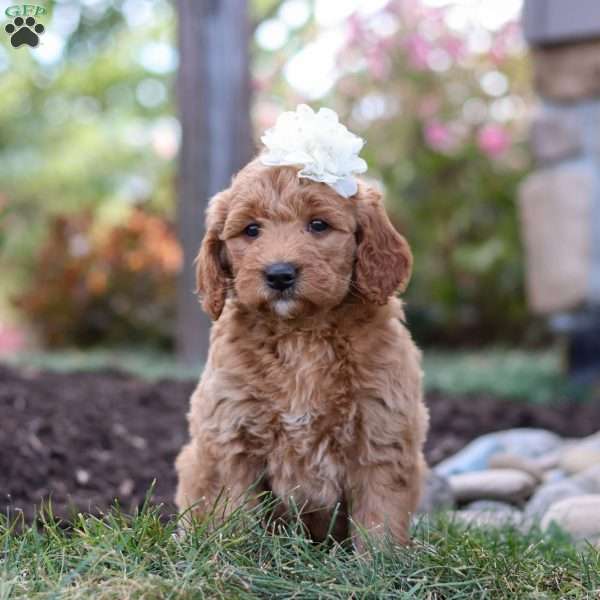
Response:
[[244, 223, 260, 238], [308, 219, 329, 233]]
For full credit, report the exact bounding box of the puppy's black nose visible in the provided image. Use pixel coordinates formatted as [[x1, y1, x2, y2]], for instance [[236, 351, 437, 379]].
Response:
[[264, 262, 297, 291]]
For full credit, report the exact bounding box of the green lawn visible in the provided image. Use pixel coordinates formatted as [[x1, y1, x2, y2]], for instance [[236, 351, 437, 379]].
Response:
[[4, 347, 566, 403], [1, 501, 598, 599], [424, 349, 567, 403]]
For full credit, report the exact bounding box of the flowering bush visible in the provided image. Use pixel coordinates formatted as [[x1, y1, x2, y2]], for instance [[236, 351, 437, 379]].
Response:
[[255, 0, 535, 343], [17, 209, 181, 348], [344, 3, 533, 343], [254, 0, 534, 343]]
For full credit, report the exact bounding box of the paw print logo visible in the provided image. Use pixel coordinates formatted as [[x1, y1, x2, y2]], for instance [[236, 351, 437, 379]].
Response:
[[4, 16, 45, 48]]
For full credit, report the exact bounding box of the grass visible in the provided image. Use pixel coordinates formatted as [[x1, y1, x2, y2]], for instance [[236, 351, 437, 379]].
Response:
[[2, 348, 202, 381], [424, 349, 568, 403], [3, 347, 567, 403], [1, 500, 598, 599]]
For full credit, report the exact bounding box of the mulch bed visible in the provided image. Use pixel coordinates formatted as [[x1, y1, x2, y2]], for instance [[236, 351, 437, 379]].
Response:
[[1, 365, 599, 521]]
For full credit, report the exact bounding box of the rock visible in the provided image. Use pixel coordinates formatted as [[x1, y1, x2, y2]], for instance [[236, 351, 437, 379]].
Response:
[[533, 444, 564, 471], [417, 471, 454, 513], [453, 501, 523, 528], [571, 465, 600, 493], [535, 451, 561, 472], [435, 436, 500, 477], [543, 469, 567, 484], [532, 40, 600, 101], [530, 106, 582, 164], [484, 429, 563, 459], [488, 452, 544, 482], [435, 429, 563, 477], [560, 449, 600, 474], [466, 500, 519, 513], [559, 432, 600, 473], [75, 469, 90, 485], [449, 469, 537, 504], [581, 432, 600, 445], [118, 478, 135, 497], [518, 161, 594, 314], [541, 495, 600, 542], [524, 480, 587, 523], [579, 431, 600, 444]]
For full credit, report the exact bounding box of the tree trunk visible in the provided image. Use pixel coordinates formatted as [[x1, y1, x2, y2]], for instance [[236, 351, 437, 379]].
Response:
[[176, 0, 253, 365]]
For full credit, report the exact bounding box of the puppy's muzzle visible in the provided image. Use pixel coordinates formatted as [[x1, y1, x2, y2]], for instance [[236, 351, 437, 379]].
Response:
[[264, 262, 297, 292]]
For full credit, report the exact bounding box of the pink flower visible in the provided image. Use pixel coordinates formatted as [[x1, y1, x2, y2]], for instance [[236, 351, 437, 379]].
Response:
[[424, 121, 453, 152], [477, 124, 510, 158], [346, 13, 364, 46], [490, 21, 522, 65], [405, 33, 430, 69], [443, 36, 465, 61], [366, 46, 389, 79], [0, 324, 26, 356]]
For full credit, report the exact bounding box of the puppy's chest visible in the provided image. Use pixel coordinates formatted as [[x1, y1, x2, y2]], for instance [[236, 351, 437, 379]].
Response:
[[273, 398, 358, 455], [268, 376, 357, 456], [245, 334, 360, 456]]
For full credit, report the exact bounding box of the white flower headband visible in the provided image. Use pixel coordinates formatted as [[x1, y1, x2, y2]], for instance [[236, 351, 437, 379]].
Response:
[[260, 104, 367, 198]]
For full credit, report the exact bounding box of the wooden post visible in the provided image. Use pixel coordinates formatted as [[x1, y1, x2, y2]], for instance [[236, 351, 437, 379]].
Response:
[[176, 0, 253, 365]]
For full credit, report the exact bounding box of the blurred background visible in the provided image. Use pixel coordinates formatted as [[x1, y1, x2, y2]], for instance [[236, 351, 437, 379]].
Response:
[[0, 0, 598, 386]]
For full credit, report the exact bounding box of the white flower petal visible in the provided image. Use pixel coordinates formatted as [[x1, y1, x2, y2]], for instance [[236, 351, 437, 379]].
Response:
[[350, 157, 368, 174], [260, 104, 367, 198], [332, 177, 358, 198], [317, 107, 339, 123], [296, 104, 315, 118], [300, 169, 337, 185]]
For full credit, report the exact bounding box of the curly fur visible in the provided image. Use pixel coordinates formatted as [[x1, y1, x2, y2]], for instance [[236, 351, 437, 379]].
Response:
[[176, 159, 429, 547]]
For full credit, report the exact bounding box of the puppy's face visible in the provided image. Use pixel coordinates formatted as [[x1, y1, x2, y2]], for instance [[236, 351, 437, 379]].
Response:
[[222, 166, 357, 319], [196, 160, 412, 321]]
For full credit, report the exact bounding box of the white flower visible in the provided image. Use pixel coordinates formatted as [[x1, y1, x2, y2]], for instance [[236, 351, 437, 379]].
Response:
[[260, 104, 367, 198]]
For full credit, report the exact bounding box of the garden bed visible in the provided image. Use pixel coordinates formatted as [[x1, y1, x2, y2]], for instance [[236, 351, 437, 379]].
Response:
[[1, 365, 599, 521]]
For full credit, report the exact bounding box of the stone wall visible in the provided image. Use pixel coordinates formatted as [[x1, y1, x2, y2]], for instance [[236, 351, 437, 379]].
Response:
[[518, 40, 600, 315]]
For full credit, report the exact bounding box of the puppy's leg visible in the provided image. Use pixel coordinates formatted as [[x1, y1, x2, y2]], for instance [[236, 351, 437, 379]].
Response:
[[175, 440, 216, 521], [347, 455, 425, 550], [175, 438, 264, 526]]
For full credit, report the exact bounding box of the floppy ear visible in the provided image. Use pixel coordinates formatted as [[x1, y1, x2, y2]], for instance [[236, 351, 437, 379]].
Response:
[[354, 186, 413, 305], [195, 191, 230, 320]]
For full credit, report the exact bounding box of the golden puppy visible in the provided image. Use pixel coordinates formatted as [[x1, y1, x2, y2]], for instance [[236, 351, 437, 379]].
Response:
[[175, 159, 428, 546]]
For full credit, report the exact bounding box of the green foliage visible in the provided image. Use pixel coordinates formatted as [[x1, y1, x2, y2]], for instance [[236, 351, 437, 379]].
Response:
[[0, 0, 177, 287], [254, 2, 536, 343], [388, 143, 528, 344], [3, 0, 539, 347], [331, 6, 532, 344], [1, 501, 599, 598]]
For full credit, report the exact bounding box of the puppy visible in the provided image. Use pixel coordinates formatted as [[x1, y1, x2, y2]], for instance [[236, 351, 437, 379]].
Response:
[[175, 159, 428, 547]]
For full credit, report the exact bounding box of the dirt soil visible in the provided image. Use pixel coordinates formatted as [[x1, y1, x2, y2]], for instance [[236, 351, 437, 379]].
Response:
[[1, 365, 599, 521]]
